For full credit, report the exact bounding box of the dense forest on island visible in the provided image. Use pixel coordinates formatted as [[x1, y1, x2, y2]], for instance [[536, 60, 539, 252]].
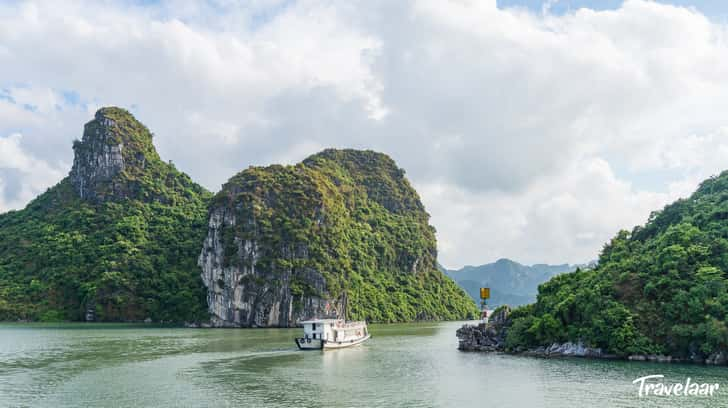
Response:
[[503, 171, 728, 359], [0, 108, 211, 322], [0, 107, 477, 324], [202, 149, 478, 326]]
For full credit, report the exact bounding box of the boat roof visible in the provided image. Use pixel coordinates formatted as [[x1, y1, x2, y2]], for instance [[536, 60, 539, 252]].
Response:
[[300, 319, 341, 324]]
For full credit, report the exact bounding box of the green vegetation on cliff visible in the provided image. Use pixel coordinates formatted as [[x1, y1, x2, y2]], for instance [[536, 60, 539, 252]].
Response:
[[212, 149, 478, 323], [0, 108, 211, 322], [0, 108, 474, 324], [504, 171, 728, 358]]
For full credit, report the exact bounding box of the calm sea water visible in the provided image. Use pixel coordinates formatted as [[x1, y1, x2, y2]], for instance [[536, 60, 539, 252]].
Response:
[[1, 321, 727, 407]]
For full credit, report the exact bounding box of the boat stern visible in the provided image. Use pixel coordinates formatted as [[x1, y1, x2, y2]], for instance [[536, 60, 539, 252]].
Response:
[[295, 337, 323, 350]]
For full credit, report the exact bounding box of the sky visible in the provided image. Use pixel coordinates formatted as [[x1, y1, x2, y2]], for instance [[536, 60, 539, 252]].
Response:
[[2, 0, 728, 269], [500, 0, 728, 20]]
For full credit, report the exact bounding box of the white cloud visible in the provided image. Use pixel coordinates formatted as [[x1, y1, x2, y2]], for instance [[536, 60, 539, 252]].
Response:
[[419, 156, 678, 266], [0, 133, 64, 212], [1, 0, 728, 267]]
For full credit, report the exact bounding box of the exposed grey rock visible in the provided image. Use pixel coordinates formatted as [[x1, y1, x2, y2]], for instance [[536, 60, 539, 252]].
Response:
[[456, 323, 503, 352], [198, 206, 341, 327], [458, 325, 718, 365], [457, 306, 605, 359], [706, 352, 727, 365], [648, 354, 672, 363], [70, 110, 126, 201], [456, 306, 511, 351], [546, 341, 603, 358]]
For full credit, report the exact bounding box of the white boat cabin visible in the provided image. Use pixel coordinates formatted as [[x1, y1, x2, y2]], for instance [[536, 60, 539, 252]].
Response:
[[296, 318, 370, 350]]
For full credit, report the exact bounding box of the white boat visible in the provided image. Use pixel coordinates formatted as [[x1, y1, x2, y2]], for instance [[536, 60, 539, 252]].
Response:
[[295, 319, 370, 350]]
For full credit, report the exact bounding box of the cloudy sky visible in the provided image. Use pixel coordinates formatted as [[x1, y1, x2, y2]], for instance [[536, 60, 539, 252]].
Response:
[[2, 0, 728, 269]]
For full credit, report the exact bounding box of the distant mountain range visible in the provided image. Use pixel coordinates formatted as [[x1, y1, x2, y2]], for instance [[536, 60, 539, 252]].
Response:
[[443, 259, 593, 307]]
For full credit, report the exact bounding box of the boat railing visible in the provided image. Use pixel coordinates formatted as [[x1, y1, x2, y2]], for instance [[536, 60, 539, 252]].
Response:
[[333, 321, 366, 329]]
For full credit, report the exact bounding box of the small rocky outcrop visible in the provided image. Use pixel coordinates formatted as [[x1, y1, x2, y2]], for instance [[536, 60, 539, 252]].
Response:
[[456, 323, 504, 352], [457, 306, 511, 351], [706, 352, 727, 365], [457, 307, 728, 365], [457, 306, 606, 358]]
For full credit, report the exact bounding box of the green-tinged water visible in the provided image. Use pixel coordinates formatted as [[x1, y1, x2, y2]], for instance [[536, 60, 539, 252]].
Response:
[[1, 321, 727, 407]]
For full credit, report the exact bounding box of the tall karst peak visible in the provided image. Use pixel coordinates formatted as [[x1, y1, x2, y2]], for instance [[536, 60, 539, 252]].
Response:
[[0, 108, 475, 324], [302, 148, 425, 215], [69, 107, 165, 202], [199, 148, 476, 327], [0, 107, 211, 323]]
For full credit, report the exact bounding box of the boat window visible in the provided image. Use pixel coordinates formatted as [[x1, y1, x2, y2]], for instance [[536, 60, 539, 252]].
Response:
[[312, 333, 316, 339], [312, 323, 316, 331]]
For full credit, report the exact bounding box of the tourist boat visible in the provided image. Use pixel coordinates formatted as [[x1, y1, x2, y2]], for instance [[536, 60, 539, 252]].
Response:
[[295, 319, 370, 350]]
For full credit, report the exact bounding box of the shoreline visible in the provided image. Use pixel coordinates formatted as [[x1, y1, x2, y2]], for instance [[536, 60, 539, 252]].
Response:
[[0, 318, 470, 328], [456, 323, 728, 366], [459, 345, 727, 366], [460, 347, 728, 367]]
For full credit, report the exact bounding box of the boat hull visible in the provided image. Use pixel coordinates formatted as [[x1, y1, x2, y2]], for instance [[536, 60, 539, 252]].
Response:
[[295, 334, 371, 350], [323, 334, 371, 349]]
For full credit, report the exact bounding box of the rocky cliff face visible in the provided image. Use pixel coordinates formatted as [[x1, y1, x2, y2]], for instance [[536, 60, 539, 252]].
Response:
[[199, 149, 477, 327], [69, 107, 160, 202], [199, 206, 339, 327], [70, 111, 125, 200]]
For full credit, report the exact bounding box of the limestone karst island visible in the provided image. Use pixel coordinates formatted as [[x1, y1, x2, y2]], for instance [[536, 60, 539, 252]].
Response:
[[5, 1, 728, 406], [0, 107, 476, 325]]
